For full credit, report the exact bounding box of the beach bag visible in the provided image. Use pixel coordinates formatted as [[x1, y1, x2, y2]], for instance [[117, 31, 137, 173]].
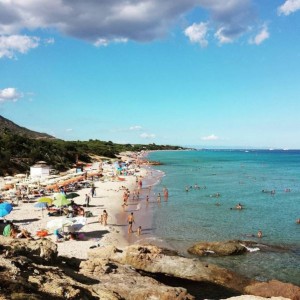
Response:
[[85, 211, 93, 217]]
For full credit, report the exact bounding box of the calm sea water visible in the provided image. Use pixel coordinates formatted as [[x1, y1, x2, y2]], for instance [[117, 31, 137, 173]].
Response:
[[146, 150, 300, 285]]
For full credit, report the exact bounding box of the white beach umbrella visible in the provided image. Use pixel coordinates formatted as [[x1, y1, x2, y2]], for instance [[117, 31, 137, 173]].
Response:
[[46, 217, 73, 230]]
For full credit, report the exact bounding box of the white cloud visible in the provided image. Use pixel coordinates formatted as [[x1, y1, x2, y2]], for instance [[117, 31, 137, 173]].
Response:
[[278, 0, 300, 15], [140, 133, 156, 139], [66, 128, 73, 132], [0, 35, 39, 59], [203, 0, 256, 44], [94, 38, 109, 47], [0, 87, 22, 102], [0, 0, 259, 47], [201, 134, 219, 141], [44, 38, 55, 44], [94, 37, 128, 47], [129, 125, 142, 131], [184, 22, 208, 47], [214, 27, 233, 44], [249, 25, 269, 45]]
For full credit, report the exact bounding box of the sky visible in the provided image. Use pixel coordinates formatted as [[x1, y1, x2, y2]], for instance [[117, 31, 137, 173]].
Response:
[[0, 0, 300, 149]]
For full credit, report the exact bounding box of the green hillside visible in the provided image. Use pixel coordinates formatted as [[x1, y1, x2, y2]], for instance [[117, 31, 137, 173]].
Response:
[[0, 116, 184, 175]]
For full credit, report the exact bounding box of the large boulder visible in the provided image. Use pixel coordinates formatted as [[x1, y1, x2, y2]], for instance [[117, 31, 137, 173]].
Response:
[[188, 240, 247, 256], [0, 254, 97, 299], [80, 246, 194, 300], [245, 280, 300, 300], [0, 236, 58, 261]]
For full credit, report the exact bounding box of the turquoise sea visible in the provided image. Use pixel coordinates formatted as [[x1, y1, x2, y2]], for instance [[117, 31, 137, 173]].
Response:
[[145, 150, 300, 286]]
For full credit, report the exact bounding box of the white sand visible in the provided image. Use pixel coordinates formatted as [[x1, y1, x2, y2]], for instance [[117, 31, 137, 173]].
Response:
[[5, 171, 147, 259]]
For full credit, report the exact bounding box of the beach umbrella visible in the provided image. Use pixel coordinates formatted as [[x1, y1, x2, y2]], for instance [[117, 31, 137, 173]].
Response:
[[66, 192, 80, 199], [46, 217, 73, 230], [34, 202, 48, 209], [0, 202, 13, 217], [53, 194, 71, 207], [34, 202, 48, 216], [68, 216, 87, 232], [37, 197, 53, 204]]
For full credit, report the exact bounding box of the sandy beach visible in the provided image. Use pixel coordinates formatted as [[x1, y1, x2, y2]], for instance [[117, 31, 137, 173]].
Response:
[[1, 155, 160, 260]]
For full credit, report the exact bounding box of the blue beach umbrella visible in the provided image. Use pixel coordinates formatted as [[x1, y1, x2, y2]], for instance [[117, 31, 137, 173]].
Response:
[[34, 202, 48, 209], [0, 202, 13, 217], [34, 202, 48, 217]]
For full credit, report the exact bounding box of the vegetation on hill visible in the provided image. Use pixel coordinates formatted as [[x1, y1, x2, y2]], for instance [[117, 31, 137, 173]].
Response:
[[0, 115, 54, 139], [0, 124, 184, 176]]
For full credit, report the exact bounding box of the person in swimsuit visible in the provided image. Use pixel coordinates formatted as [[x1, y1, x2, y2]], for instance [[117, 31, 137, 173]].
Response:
[[127, 212, 135, 234], [102, 210, 108, 226]]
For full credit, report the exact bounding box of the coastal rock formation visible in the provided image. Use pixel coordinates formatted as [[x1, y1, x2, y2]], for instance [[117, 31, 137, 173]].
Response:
[[0, 237, 193, 300], [1, 237, 299, 300], [0, 242, 97, 299], [86, 244, 300, 300], [86, 244, 253, 294], [245, 280, 300, 300], [80, 245, 194, 300], [187, 240, 248, 256], [0, 236, 58, 261]]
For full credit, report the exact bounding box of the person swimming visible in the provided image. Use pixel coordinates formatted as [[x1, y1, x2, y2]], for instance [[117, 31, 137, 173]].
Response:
[[236, 203, 243, 209]]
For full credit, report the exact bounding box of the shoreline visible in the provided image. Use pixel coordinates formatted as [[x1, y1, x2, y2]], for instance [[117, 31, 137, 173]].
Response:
[[0, 151, 167, 260]]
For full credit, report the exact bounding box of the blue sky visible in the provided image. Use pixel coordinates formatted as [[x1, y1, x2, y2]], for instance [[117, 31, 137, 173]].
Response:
[[0, 0, 300, 149]]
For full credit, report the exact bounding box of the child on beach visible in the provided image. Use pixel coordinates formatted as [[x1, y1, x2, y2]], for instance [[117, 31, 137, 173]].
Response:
[[137, 226, 142, 236], [99, 213, 103, 224]]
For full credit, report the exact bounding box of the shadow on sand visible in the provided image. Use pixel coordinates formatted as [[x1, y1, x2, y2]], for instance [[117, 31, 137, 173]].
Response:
[[85, 229, 110, 239]]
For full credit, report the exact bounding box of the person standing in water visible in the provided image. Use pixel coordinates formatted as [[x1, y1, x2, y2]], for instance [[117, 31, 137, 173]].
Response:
[[163, 187, 169, 201], [157, 193, 161, 202]]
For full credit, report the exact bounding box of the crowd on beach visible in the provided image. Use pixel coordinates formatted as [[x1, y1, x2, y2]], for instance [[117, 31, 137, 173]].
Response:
[[0, 151, 160, 258]]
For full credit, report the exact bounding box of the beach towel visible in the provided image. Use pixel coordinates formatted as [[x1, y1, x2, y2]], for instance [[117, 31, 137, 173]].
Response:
[[3, 224, 11, 237]]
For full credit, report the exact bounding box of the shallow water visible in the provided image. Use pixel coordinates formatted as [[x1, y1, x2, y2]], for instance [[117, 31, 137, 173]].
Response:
[[147, 150, 300, 286]]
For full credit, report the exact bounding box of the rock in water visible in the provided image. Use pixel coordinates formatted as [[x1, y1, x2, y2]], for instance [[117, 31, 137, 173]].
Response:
[[187, 240, 247, 256]]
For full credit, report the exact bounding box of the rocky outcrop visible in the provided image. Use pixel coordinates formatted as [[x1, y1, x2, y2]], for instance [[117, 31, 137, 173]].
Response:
[[80, 245, 194, 300], [85, 244, 253, 294], [84, 244, 300, 300], [0, 236, 58, 261], [0, 237, 193, 300], [187, 240, 247, 256], [1, 237, 299, 300], [245, 280, 300, 300]]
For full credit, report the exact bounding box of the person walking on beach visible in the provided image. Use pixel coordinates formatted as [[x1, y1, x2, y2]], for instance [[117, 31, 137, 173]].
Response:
[[91, 186, 96, 197], [85, 194, 90, 207], [127, 212, 135, 234]]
